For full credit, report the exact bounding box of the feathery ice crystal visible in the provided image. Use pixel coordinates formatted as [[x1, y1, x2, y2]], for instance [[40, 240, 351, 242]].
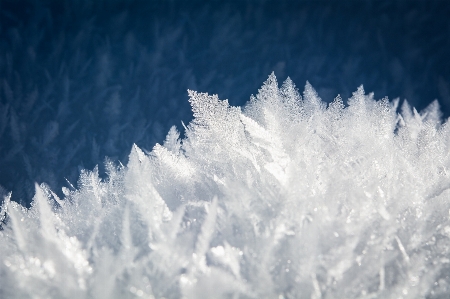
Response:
[[1, 73, 450, 298]]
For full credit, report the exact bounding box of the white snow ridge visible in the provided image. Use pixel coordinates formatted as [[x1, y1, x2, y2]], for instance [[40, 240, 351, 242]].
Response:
[[1, 73, 450, 298]]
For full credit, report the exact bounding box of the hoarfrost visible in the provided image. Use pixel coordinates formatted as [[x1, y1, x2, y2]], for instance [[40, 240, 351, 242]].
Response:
[[1, 74, 450, 298]]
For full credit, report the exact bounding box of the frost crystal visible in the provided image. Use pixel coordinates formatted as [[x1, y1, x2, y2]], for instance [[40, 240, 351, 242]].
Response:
[[1, 73, 450, 298]]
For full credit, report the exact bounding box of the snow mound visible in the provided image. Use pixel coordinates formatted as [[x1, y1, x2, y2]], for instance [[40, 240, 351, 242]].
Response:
[[1, 73, 450, 298]]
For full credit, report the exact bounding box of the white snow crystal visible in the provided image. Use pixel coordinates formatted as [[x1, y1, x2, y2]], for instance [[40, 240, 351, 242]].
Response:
[[1, 73, 450, 298]]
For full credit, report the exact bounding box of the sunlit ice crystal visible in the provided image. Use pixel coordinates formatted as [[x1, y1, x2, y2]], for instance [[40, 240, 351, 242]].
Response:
[[1, 73, 450, 298]]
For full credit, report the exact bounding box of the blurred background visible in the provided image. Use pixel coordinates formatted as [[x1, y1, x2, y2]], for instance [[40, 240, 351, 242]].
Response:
[[1, 0, 449, 205]]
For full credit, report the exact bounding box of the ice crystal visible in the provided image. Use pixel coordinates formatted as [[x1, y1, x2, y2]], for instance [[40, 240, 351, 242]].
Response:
[[1, 73, 450, 298]]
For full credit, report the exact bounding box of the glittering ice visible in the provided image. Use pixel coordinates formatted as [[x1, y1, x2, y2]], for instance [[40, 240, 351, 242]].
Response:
[[1, 74, 450, 298]]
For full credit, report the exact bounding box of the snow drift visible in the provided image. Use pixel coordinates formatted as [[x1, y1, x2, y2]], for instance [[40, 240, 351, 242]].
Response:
[[1, 74, 450, 298]]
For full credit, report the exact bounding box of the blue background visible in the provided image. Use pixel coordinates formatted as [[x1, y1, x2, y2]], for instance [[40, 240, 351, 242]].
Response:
[[1, 0, 449, 205]]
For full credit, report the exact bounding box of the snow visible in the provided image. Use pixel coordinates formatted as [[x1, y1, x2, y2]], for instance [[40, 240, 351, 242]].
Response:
[[1, 73, 450, 298]]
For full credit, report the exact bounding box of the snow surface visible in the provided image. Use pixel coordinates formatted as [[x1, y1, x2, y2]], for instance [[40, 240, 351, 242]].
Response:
[[1, 73, 450, 298]]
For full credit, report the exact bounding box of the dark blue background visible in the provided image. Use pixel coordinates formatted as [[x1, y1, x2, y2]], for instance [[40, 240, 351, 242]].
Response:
[[1, 0, 449, 205]]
